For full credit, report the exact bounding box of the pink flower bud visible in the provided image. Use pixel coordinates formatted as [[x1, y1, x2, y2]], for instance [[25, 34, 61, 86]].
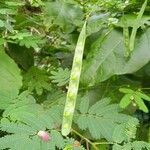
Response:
[[37, 130, 50, 142]]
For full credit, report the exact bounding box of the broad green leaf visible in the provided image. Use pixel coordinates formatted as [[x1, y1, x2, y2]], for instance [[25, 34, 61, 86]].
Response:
[[81, 28, 150, 86], [135, 91, 150, 101], [134, 95, 148, 113], [116, 14, 150, 28], [119, 88, 134, 94], [0, 50, 22, 109], [119, 94, 132, 108], [44, 1, 83, 33], [87, 13, 109, 36]]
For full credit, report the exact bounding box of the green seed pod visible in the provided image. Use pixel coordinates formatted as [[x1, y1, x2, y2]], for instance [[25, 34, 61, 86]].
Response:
[[61, 21, 87, 136], [129, 0, 147, 52], [123, 27, 130, 57]]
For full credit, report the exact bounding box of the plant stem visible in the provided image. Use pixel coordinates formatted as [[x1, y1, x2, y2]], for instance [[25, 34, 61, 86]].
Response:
[[72, 129, 99, 150], [129, 0, 147, 51], [94, 142, 114, 145]]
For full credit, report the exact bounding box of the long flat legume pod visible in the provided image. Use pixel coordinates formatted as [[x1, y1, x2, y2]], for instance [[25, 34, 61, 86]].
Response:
[[129, 0, 147, 52], [61, 21, 87, 136]]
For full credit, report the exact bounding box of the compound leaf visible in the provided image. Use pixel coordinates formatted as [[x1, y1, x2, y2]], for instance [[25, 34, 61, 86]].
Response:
[[77, 97, 138, 141]]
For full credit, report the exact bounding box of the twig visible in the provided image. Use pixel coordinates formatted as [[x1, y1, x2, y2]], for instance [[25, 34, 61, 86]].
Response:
[[86, 141, 90, 150], [72, 129, 99, 150]]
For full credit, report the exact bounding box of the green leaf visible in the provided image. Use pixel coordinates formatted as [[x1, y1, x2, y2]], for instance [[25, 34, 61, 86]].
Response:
[[87, 13, 109, 36], [119, 94, 132, 108], [113, 141, 150, 150], [8, 32, 45, 49], [2, 91, 62, 131], [116, 14, 150, 28], [44, 1, 83, 33], [51, 130, 65, 149], [132, 141, 150, 150], [0, 50, 22, 109], [50, 68, 70, 86], [23, 67, 51, 95], [135, 91, 150, 101], [113, 143, 132, 150], [77, 97, 138, 141], [79, 95, 90, 114], [81, 28, 150, 86], [0, 20, 4, 27], [134, 95, 148, 113], [0, 118, 36, 135], [119, 88, 134, 94], [0, 134, 37, 150], [0, 128, 65, 150], [112, 124, 126, 143]]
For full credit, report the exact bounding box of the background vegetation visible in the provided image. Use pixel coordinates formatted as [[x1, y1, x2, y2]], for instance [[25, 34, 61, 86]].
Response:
[[0, 0, 150, 149]]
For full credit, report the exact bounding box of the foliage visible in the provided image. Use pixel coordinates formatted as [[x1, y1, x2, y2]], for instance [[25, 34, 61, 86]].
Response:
[[119, 88, 150, 112], [0, 0, 149, 150], [76, 96, 139, 142], [0, 49, 22, 109], [23, 67, 51, 95], [44, 0, 83, 33], [8, 32, 45, 49], [81, 28, 150, 86], [50, 67, 70, 87], [113, 141, 150, 150], [0, 91, 84, 150]]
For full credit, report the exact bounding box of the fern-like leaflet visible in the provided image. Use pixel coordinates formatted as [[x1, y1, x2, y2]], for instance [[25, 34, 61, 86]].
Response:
[[50, 67, 70, 86], [23, 67, 51, 95], [0, 91, 85, 150], [76, 96, 139, 142]]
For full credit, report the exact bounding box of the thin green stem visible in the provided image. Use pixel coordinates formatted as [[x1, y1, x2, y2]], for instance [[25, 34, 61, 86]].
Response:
[[72, 129, 99, 150], [129, 0, 147, 51], [94, 142, 114, 145]]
